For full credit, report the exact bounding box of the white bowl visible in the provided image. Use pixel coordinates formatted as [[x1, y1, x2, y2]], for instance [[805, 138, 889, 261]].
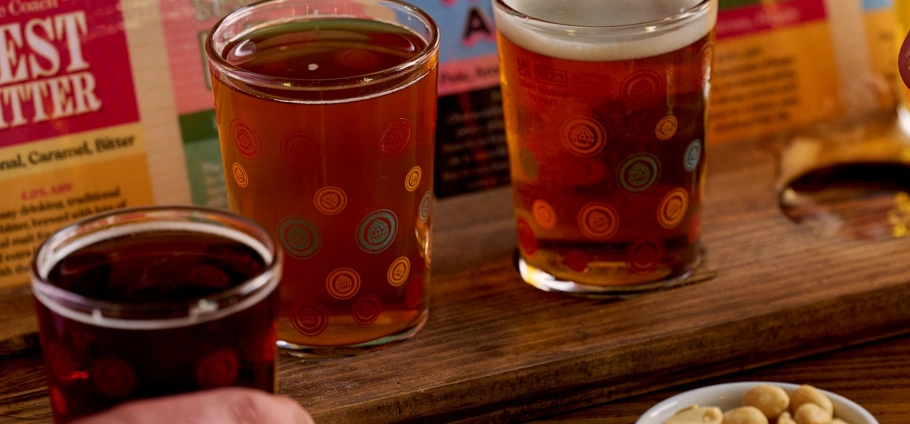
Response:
[[636, 381, 878, 424]]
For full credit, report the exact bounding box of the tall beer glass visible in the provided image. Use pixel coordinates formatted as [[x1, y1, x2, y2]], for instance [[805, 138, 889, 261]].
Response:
[[206, 0, 438, 356], [493, 0, 718, 295]]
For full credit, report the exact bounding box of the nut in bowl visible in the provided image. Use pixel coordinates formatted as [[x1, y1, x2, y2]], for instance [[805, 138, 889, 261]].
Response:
[[636, 382, 878, 424]]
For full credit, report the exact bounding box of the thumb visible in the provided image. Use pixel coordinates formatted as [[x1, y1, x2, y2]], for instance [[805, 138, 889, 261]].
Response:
[[72, 387, 314, 424]]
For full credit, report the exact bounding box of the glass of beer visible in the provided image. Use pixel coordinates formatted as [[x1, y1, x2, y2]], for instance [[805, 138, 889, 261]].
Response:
[[31, 207, 282, 423], [205, 0, 438, 356], [493, 0, 718, 295]]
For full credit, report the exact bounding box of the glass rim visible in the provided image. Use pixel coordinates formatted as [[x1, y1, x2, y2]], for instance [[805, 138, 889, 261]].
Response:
[[492, 0, 715, 32], [205, 0, 440, 93], [30, 206, 282, 329]]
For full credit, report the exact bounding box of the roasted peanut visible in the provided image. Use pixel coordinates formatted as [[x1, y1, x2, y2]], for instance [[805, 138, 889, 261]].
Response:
[[722, 406, 768, 424], [742, 384, 789, 419], [790, 385, 834, 416], [794, 403, 833, 424], [665, 405, 723, 424], [777, 412, 797, 424]]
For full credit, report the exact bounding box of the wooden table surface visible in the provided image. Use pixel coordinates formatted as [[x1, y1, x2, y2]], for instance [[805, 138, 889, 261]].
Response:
[[2, 137, 910, 423]]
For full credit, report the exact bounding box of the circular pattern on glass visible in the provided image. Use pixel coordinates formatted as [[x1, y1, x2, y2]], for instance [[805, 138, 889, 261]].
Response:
[[379, 118, 411, 158], [657, 188, 689, 229], [532, 199, 557, 230], [406, 275, 424, 308], [326, 268, 361, 300], [519, 148, 540, 179], [289, 301, 329, 336], [352, 295, 382, 325], [313, 186, 347, 215], [231, 120, 261, 160], [626, 240, 665, 275], [356, 209, 398, 254], [405, 166, 422, 191], [195, 349, 239, 389], [231, 163, 249, 188], [577, 203, 620, 241], [621, 70, 663, 108], [277, 216, 322, 259], [655, 115, 678, 140], [49, 386, 67, 415], [387, 257, 410, 286], [618, 153, 660, 193], [419, 191, 432, 223], [90, 357, 136, 398], [560, 116, 606, 157], [280, 131, 324, 167], [684, 139, 702, 172], [190, 265, 230, 289], [516, 218, 538, 256]]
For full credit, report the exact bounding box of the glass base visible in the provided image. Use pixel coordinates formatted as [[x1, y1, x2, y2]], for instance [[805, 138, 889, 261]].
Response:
[[277, 308, 429, 358], [516, 248, 704, 299]]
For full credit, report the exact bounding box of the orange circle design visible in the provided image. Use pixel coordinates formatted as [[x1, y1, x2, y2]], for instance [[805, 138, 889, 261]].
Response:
[[577, 203, 620, 241], [405, 166, 422, 191], [560, 116, 607, 157], [531, 199, 557, 230], [657, 188, 689, 229], [326, 268, 361, 300], [231, 163, 249, 188], [387, 257, 410, 286], [313, 186, 348, 215], [655, 115, 678, 141]]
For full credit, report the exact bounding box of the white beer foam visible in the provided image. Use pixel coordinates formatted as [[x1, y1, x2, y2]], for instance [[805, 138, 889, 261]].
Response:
[[495, 0, 716, 61]]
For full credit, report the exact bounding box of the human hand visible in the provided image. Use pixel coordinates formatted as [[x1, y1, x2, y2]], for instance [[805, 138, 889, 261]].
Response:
[[72, 387, 314, 424]]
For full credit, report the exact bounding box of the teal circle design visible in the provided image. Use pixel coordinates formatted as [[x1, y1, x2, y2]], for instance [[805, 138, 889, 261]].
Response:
[[684, 139, 702, 172], [277, 216, 322, 259], [356, 209, 398, 254], [618, 153, 660, 193], [419, 191, 432, 223]]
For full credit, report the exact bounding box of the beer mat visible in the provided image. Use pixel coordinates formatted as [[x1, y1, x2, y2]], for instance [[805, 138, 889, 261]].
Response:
[[3, 138, 910, 423]]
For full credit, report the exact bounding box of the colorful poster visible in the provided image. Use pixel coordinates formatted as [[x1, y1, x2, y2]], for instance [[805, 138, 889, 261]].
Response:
[[0, 0, 157, 288]]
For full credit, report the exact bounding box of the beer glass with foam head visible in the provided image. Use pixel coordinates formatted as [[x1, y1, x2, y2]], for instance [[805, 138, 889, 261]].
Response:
[[493, 0, 718, 295]]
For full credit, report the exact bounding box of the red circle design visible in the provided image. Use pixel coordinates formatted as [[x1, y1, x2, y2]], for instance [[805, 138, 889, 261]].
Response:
[[49, 386, 67, 415], [516, 218, 538, 256], [352, 295, 382, 325], [563, 249, 590, 273], [406, 276, 424, 308], [379, 119, 412, 158], [621, 70, 664, 109], [240, 322, 277, 365], [196, 349, 239, 389], [336, 49, 380, 70], [289, 301, 329, 336], [231, 120, 261, 160], [47, 342, 76, 382], [626, 240, 665, 275], [326, 268, 361, 300], [577, 203, 620, 241], [91, 357, 136, 399], [280, 131, 324, 167]]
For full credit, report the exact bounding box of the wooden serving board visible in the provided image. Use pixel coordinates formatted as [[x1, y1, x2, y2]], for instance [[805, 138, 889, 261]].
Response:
[[3, 138, 910, 423]]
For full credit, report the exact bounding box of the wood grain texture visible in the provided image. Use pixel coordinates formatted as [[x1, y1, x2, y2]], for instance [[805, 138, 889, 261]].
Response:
[[2, 138, 910, 423]]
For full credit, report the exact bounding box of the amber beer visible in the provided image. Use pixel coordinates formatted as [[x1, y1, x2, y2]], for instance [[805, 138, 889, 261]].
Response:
[[207, 0, 438, 354], [493, 0, 717, 294]]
